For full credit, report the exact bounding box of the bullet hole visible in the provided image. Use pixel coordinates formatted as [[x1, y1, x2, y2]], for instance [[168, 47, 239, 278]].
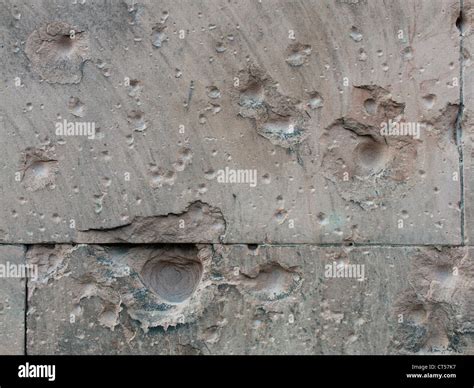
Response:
[[401, 46, 413, 61], [358, 48, 368, 61], [98, 303, 121, 330], [150, 168, 176, 187], [456, 11, 466, 34], [68, 97, 85, 117], [140, 254, 203, 304], [422, 94, 436, 110], [207, 86, 221, 99], [127, 110, 147, 131], [391, 248, 469, 354], [179, 147, 193, 160], [151, 24, 167, 48], [406, 303, 428, 325], [25, 21, 90, 84], [274, 208, 288, 224], [236, 65, 309, 148], [354, 140, 389, 172], [204, 169, 216, 180], [260, 117, 296, 136], [320, 86, 418, 208], [57, 34, 75, 50], [349, 26, 363, 42], [261, 173, 271, 184], [240, 262, 302, 301], [363, 98, 377, 115], [127, 79, 142, 97], [239, 82, 265, 113], [307, 92, 324, 109], [285, 42, 312, 67], [317, 212, 328, 225], [434, 264, 454, 282], [215, 41, 227, 53], [20, 148, 59, 192], [241, 82, 264, 102]]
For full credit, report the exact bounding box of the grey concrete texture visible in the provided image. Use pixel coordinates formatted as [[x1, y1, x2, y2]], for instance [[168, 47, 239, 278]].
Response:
[[0, 245, 25, 355], [463, 0, 474, 242], [0, 0, 464, 244], [26, 244, 474, 355], [0, 0, 472, 355]]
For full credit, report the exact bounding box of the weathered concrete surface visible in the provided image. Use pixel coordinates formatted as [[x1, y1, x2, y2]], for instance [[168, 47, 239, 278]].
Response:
[[0, 245, 25, 355], [26, 244, 474, 355], [0, 0, 471, 357], [463, 0, 474, 243], [0, 0, 463, 244]]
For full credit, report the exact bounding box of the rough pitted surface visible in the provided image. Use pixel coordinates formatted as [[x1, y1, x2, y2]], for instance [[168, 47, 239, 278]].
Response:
[[0, 0, 463, 245], [27, 244, 217, 333], [235, 64, 311, 148], [25, 21, 90, 84], [0, 246, 25, 354], [76, 201, 226, 243], [25, 245, 474, 354], [140, 252, 203, 303], [0, 0, 472, 356]]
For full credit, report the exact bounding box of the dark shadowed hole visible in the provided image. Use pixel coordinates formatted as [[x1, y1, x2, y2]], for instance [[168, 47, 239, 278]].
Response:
[[456, 12, 466, 34], [56, 35, 75, 51]]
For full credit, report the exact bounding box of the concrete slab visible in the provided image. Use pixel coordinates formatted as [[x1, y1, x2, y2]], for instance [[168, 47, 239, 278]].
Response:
[[0, 0, 462, 244], [26, 244, 474, 355], [0, 245, 26, 355]]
